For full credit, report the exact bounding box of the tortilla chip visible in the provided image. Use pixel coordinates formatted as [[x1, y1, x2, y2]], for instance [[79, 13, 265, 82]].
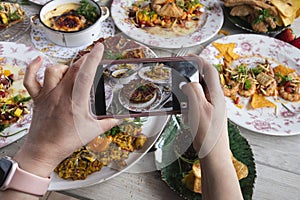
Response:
[[231, 155, 249, 180], [271, 0, 300, 25], [192, 162, 201, 178], [271, 0, 299, 17], [213, 42, 239, 63], [273, 65, 296, 76], [193, 177, 202, 193], [182, 154, 248, 194], [251, 94, 276, 109], [279, 13, 297, 26], [182, 172, 197, 192]]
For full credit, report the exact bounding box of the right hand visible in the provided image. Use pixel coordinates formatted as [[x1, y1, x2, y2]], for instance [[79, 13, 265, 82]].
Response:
[[181, 56, 229, 158]]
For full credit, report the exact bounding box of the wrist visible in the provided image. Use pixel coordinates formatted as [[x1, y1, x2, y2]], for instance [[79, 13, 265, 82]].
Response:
[[199, 130, 231, 163], [13, 146, 55, 178]]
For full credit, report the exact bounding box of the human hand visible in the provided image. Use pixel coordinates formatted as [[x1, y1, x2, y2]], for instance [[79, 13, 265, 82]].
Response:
[[181, 56, 229, 158], [13, 43, 120, 177]]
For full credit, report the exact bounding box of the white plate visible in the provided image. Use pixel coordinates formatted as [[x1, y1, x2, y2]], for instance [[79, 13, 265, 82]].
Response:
[[0, 42, 53, 148], [118, 84, 162, 112], [111, 0, 223, 49], [200, 34, 300, 136], [0, 6, 31, 42], [49, 115, 169, 190], [138, 66, 171, 84]]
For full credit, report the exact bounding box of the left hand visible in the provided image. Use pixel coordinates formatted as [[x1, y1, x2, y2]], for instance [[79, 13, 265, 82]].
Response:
[[13, 43, 120, 177]]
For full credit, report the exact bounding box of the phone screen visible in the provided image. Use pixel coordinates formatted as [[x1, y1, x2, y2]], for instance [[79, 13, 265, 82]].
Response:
[[91, 57, 199, 118]]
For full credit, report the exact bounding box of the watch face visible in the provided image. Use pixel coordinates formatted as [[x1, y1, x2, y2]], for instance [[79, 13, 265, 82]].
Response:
[[0, 158, 12, 187]]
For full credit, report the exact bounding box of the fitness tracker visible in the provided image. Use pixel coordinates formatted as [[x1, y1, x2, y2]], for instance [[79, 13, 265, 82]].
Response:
[[0, 156, 51, 196]]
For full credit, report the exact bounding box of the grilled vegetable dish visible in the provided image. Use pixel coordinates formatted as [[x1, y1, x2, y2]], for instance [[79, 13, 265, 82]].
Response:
[[121, 79, 158, 104], [0, 1, 26, 30], [128, 0, 204, 28], [55, 118, 147, 180], [0, 64, 31, 133]]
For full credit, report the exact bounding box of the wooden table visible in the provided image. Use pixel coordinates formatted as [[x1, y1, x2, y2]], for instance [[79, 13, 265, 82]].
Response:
[[1, 2, 300, 200]]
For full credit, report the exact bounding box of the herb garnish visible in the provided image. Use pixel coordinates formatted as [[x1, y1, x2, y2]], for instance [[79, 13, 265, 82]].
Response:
[[244, 79, 252, 90], [253, 9, 277, 24], [104, 117, 145, 137], [76, 0, 99, 23], [238, 64, 248, 75]]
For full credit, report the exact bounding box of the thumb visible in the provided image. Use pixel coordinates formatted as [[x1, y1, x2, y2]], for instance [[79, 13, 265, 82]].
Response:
[[97, 118, 123, 133]]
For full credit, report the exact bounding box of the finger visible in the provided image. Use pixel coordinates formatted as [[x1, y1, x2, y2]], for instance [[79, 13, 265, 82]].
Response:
[[62, 53, 88, 93], [199, 56, 224, 105], [182, 82, 208, 105], [23, 56, 43, 98], [78, 118, 122, 145], [42, 64, 69, 94], [97, 118, 122, 133], [73, 43, 104, 104], [181, 82, 206, 133]]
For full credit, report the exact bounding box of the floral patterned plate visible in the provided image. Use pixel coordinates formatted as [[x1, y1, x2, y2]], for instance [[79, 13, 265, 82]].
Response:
[[111, 0, 224, 49], [0, 42, 52, 148], [200, 34, 300, 136], [0, 6, 31, 42], [0, 42, 53, 148]]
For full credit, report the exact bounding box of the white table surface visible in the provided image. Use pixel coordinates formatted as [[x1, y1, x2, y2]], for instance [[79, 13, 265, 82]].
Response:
[[1, 1, 300, 200]]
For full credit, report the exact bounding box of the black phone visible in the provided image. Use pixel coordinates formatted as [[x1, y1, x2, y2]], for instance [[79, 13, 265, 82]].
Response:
[[90, 56, 199, 119]]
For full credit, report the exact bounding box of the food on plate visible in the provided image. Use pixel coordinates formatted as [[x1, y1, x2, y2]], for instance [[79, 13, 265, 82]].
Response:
[[182, 153, 248, 193], [275, 67, 300, 102], [112, 69, 128, 78], [129, 83, 157, 103], [250, 93, 276, 108], [55, 118, 147, 180], [0, 63, 31, 133], [73, 36, 147, 63], [112, 68, 136, 79], [128, 0, 204, 29], [121, 79, 158, 104], [143, 63, 170, 81], [41, 0, 99, 32], [215, 50, 300, 108], [0, 2, 26, 30], [222, 0, 300, 33], [273, 64, 296, 77], [213, 42, 239, 63], [113, 63, 137, 70]]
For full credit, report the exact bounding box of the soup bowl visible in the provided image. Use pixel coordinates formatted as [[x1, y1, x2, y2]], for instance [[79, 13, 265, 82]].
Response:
[[38, 0, 109, 47]]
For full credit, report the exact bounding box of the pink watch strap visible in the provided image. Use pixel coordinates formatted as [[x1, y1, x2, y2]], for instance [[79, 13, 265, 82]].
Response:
[[7, 164, 51, 196]]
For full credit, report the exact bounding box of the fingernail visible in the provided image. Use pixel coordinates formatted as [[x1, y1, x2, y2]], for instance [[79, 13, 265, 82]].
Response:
[[94, 43, 104, 49], [33, 56, 41, 62]]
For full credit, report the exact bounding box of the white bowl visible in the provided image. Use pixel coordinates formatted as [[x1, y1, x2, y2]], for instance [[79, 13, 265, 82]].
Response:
[[38, 0, 109, 47], [111, 69, 136, 84]]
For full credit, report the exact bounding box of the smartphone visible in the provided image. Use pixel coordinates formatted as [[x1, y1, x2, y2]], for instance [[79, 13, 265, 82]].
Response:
[[90, 56, 199, 119]]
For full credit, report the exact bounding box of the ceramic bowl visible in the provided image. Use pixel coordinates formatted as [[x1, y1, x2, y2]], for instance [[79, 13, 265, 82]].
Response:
[[38, 0, 109, 47], [111, 69, 137, 84]]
